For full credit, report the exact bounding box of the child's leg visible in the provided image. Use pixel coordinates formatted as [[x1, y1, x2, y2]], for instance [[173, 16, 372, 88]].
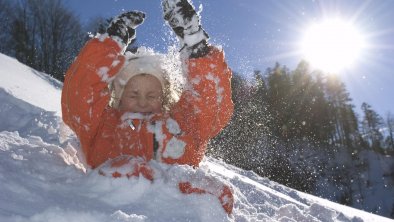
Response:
[[98, 156, 154, 181], [178, 175, 234, 215]]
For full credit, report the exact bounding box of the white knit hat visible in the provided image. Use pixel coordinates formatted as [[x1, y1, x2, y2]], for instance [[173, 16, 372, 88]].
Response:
[[110, 54, 168, 109]]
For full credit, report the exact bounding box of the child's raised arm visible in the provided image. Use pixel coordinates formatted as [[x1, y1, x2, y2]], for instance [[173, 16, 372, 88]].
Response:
[[162, 0, 210, 58], [158, 0, 234, 166], [61, 11, 145, 158]]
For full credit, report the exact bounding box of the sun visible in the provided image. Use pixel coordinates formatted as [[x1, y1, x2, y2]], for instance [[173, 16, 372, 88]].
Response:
[[300, 18, 366, 73]]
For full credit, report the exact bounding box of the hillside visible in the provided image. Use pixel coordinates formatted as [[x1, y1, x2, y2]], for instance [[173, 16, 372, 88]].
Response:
[[0, 53, 392, 221]]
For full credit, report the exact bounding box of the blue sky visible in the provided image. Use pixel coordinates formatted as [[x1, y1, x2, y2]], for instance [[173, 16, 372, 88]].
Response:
[[67, 0, 394, 118]]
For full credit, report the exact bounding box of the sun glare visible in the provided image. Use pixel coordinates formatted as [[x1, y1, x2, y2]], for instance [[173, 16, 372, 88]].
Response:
[[300, 18, 366, 73]]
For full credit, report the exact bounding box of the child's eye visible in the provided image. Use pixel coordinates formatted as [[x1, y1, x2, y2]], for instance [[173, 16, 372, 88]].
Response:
[[148, 95, 162, 101]]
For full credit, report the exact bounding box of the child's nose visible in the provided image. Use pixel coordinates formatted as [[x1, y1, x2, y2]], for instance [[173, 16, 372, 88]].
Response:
[[137, 97, 148, 107]]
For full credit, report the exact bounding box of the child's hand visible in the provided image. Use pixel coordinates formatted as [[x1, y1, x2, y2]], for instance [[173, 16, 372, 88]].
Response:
[[107, 11, 145, 46], [162, 0, 210, 58]]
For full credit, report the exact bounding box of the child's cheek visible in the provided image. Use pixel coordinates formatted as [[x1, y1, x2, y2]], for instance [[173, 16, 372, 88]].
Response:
[[119, 99, 134, 112], [153, 102, 164, 113]]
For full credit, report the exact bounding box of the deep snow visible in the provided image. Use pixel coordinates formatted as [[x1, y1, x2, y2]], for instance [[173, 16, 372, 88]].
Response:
[[0, 52, 392, 222]]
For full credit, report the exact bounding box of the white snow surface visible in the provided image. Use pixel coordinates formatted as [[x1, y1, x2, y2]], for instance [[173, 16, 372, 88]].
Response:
[[0, 53, 62, 115], [0, 52, 392, 222]]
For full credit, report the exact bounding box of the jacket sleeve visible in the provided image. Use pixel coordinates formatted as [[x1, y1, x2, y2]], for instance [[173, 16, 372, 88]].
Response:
[[163, 46, 234, 166], [61, 37, 125, 159]]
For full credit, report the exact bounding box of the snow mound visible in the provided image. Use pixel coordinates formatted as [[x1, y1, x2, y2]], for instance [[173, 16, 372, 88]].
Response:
[[0, 52, 392, 221], [0, 53, 62, 115]]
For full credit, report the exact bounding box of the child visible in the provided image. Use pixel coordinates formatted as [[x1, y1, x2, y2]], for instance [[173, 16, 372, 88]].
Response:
[[61, 0, 234, 214]]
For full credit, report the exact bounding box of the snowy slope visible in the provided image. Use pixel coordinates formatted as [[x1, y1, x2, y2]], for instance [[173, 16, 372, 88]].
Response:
[[0, 53, 392, 222], [0, 53, 62, 115]]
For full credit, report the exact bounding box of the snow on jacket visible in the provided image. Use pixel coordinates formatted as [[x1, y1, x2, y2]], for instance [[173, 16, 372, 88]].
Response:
[[61, 37, 234, 169]]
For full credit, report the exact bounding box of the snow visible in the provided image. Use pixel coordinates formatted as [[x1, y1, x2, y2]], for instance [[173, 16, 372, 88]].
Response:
[[182, 28, 208, 47], [163, 137, 186, 159], [0, 52, 393, 222], [0, 53, 62, 115], [206, 73, 224, 103], [165, 118, 181, 135], [97, 66, 114, 83]]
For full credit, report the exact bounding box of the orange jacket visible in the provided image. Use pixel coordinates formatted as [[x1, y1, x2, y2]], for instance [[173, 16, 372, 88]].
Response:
[[61, 37, 233, 169]]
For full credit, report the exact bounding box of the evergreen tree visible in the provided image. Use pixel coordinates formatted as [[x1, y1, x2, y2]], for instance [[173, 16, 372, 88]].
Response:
[[361, 103, 384, 150], [325, 75, 360, 147], [288, 61, 332, 142], [341, 105, 362, 148], [385, 112, 394, 152], [0, 0, 12, 55], [286, 62, 310, 139], [311, 72, 334, 142], [250, 70, 271, 137], [265, 63, 292, 139]]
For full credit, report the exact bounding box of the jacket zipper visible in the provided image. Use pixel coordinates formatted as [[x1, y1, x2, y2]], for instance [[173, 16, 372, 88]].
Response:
[[153, 134, 159, 160]]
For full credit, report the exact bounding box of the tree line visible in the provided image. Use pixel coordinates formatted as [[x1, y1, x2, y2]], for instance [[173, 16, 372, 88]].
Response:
[[0, 0, 111, 81], [208, 61, 394, 193]]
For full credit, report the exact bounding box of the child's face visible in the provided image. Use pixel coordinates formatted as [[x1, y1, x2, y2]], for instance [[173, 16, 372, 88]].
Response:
[[118, 74, 163, 114]]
